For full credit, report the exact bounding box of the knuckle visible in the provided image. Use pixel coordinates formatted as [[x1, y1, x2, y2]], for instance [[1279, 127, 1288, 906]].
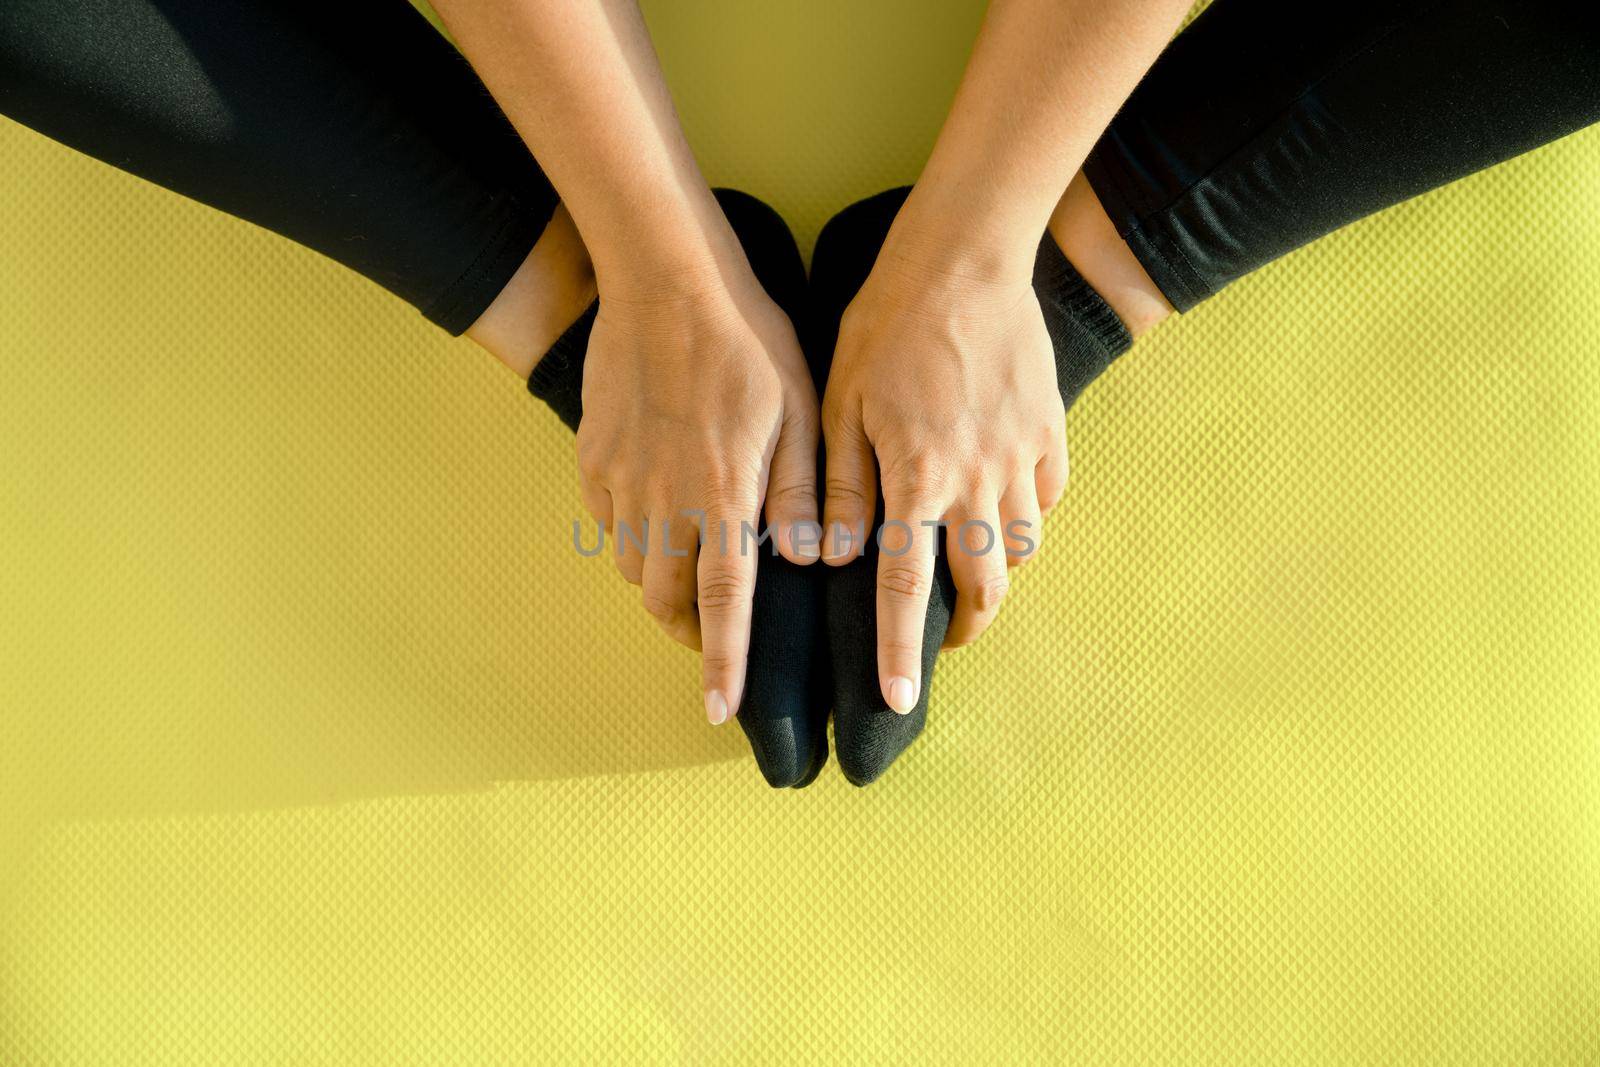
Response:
[[1008, 541, 1038, 564], [837, 304, 870, 344], [698, 571, 751, 614], [701, 650, 741, 677], [702, 469, 759, 511], [971, 574, 1011, 613], [887, 450, 942, 493], [819, 384, 844, 420], [783, 399, 821, 439], [823, 477, 871, 515], [879, 636, 925, 660], [766, 480, 818, 517], [822, 399, 862, 443], [878, 563, 930, 602], [575, 442, 608, 483], [728, 362, 782, 413], [641, 591, 687, 625]]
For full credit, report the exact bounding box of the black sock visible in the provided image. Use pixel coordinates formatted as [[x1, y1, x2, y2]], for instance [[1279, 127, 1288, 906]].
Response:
[[528, 189, 831, 789], [810, 187, 1133, 786]]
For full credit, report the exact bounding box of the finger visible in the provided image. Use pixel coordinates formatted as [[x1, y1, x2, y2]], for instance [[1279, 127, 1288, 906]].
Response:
[[577, 480, 614, 562], [698, 495, 761, 727], [943, 503, 1010, 649], [821, 400, 876, 565], [1034, 433, 1070, 514], [575, 426, 612, 523], [876, 484, 941, 714], [765, 402, 822, 565], [579, 478, 613, 529], [640, 509, 702, 650], [1000, 476, 1044, 569], [611, 497, 647, 587]]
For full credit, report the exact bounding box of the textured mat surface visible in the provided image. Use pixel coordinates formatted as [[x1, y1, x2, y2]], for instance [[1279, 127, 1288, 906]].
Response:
[[3, 2, 1600, 1062]]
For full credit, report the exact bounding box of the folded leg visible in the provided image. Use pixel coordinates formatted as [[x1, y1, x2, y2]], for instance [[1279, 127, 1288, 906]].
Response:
[[817, 0, 1600, 785], [1, 2, 828, 785], [0, 0, 555, 333]]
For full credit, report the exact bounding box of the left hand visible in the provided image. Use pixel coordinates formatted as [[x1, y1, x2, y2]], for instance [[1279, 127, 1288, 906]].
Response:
[[819, 227, 1067, 713]]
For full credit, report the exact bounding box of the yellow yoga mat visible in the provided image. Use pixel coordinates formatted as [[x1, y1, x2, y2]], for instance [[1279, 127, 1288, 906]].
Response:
[[3, 2, 1599, 1062]]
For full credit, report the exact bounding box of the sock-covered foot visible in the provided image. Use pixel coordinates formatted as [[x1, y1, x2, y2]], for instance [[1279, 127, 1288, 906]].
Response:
[[527, 189, 831, 789], [809, 187, 1133, 786]]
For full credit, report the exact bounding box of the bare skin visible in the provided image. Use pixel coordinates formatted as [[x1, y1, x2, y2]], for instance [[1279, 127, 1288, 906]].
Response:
[[458, 51, 1174, 723], [448, 0, 1181, 727], [1048, 172, 1173, 341], [466, 177, 1171, 382], [821, 0, 1191, 713], [430, 0, 821, 726], [465, 203, 596, 381]]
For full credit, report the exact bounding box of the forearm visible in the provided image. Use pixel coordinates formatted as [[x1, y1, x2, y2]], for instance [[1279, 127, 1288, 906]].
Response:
[[891, 0, 1191, 281], [427, 0, 739, 296]]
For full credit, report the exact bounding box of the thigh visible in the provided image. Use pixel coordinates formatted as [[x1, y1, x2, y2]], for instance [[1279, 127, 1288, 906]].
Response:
[[1084, 0, 1600, 309], [0, 0, 556, 332]]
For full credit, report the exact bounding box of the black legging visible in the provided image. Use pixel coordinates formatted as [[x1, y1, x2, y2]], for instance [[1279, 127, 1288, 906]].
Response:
[[1086, 0, 1600, 312], [0, 0, 555, 335], [4, 1, 1594, 330]]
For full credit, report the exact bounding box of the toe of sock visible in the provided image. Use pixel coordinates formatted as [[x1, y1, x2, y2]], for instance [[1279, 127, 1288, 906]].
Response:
[[824, 552, 955, 787], [741, 551, 831, 789], [832, 699, 928, 788], [787, 747, 828, 789], [740, 713, 830, 789]]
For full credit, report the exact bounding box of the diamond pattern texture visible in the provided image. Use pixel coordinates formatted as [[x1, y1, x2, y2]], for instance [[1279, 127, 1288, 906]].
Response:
[[3, 2, 1600, 1062]]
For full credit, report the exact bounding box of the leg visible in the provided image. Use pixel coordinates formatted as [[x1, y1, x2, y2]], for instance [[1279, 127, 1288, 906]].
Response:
[[818, 0, 1600, 785], [0, 0, 825, 786], [812, 191, 1130, 786], [1048, 173, 1171, 339], [1077, 0, 1600, 314], [0, 0, 567, 346], [529, 191, 833, 788]]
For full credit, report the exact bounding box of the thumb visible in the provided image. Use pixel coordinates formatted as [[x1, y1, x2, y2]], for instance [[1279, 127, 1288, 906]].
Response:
[[765, 399, 822, 565], [821, 400, 877, 565]]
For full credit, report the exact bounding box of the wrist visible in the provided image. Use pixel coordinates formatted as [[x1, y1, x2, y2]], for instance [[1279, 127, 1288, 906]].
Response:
[[589, 247, 763, 338], [583, 187, 749, 302], [878, 178, 1047, 289]]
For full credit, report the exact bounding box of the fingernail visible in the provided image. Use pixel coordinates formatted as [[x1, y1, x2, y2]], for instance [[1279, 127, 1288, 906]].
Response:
[[705, 689, 729, 726], [886, 676, 917, 714], [791, 521, 823, 560]]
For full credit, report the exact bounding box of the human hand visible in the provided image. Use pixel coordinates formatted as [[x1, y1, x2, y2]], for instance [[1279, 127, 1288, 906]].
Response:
[[820, 203, 1066, 714], [576, 259, 821, 726]]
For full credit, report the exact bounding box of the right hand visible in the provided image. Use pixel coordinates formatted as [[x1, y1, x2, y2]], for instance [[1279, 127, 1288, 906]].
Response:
[[819, 221, 1066, 713], [576, 266, 820, 725]]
